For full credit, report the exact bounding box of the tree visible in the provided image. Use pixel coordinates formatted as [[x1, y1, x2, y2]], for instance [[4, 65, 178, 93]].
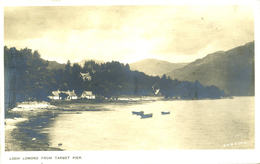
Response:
[[134, 77, 138, 94], [160, 74, 172, 98], [125, 63, 130, 71], [65, 60, 71, 74], [71, 63, 83, 92]]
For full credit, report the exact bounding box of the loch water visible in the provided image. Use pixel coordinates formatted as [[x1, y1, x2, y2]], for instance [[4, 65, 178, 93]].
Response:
[[45, 97, 254, 150]]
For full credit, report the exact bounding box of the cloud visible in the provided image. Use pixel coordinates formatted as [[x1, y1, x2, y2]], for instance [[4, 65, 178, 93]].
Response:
[[4, 5, 254, 63], [145, 5, 254, 57], [4, 6, 130, 40]]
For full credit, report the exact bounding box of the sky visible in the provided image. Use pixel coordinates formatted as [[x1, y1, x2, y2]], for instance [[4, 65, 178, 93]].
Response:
[[4, 5, 254, 64]]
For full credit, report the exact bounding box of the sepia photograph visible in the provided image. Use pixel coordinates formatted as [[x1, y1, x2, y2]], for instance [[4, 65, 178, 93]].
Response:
[[1, 1, 259, 164]]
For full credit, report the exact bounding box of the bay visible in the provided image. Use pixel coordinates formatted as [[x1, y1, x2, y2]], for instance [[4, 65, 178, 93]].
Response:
[[46, 97, 254, 150]]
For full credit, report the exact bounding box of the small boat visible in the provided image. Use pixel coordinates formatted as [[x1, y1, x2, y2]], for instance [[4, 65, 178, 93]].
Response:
[[161, 111, 170, 115], [132, 111, 144, 115], [140, 113, 153, 118]]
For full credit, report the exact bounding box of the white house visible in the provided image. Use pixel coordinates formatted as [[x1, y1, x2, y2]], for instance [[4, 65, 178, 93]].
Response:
[[49, 90, 78, 100], [80, 72, 92, 81], [81, 91, 95, 99], [49, 90, 60, 100]]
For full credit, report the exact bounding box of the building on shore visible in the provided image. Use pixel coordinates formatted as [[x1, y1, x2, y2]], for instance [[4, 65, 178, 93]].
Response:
[[80, 72, 92, 81], [81, 91, 95, 99], [49, 90, 78, 100]]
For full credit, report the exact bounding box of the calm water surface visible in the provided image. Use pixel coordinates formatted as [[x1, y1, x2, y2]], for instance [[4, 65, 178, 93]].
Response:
[[45, 97, 254, 150]]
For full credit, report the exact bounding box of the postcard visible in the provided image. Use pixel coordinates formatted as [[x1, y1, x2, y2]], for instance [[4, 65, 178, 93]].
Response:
[[1, 1, 259, 164]]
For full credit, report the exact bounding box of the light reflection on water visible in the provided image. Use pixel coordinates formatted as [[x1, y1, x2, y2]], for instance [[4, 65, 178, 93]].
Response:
[[47, 97, 254, 150]]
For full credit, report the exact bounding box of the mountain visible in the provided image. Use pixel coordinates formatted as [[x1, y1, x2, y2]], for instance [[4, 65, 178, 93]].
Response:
[[166, 41, 254, 96], [46, 60, 66, 70], [129, 58, 188, 77]]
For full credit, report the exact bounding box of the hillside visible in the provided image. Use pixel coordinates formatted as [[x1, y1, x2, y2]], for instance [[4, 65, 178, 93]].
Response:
[[46, 60, 66, 70], [4, 46, 229, 112], [166, 41, 254, 96], [130, 58, 188, 77]]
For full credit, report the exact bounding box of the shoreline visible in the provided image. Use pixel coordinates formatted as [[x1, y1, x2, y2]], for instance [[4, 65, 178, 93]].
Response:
[[5, 110, 64, 151], [5, 99, 154, 151]]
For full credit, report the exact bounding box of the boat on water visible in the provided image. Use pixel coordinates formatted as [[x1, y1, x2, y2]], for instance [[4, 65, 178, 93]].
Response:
[[140, 113, 153, 118], [132, 111, 144, 115], [161, 111, 170, 115]]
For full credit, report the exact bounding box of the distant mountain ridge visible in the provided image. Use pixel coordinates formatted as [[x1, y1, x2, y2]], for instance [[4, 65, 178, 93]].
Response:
[[47, 58, 189, 77], [46, 60, 66, 70], [129, 58, 188, 77], [166, 41, 254, 96]]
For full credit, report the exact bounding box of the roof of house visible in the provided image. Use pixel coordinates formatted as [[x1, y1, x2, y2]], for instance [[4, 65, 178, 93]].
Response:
[[66, 90, 77, 97], [51, 90, 77, 97], [80, 72, 90, 76], [51, 91, 60, 96], [81, 91, 94, 95]]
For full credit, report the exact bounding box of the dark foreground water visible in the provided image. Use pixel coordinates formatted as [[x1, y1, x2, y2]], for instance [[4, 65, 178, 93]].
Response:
[[7, 111, 63, 151], [44, 97, 254, 150]]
